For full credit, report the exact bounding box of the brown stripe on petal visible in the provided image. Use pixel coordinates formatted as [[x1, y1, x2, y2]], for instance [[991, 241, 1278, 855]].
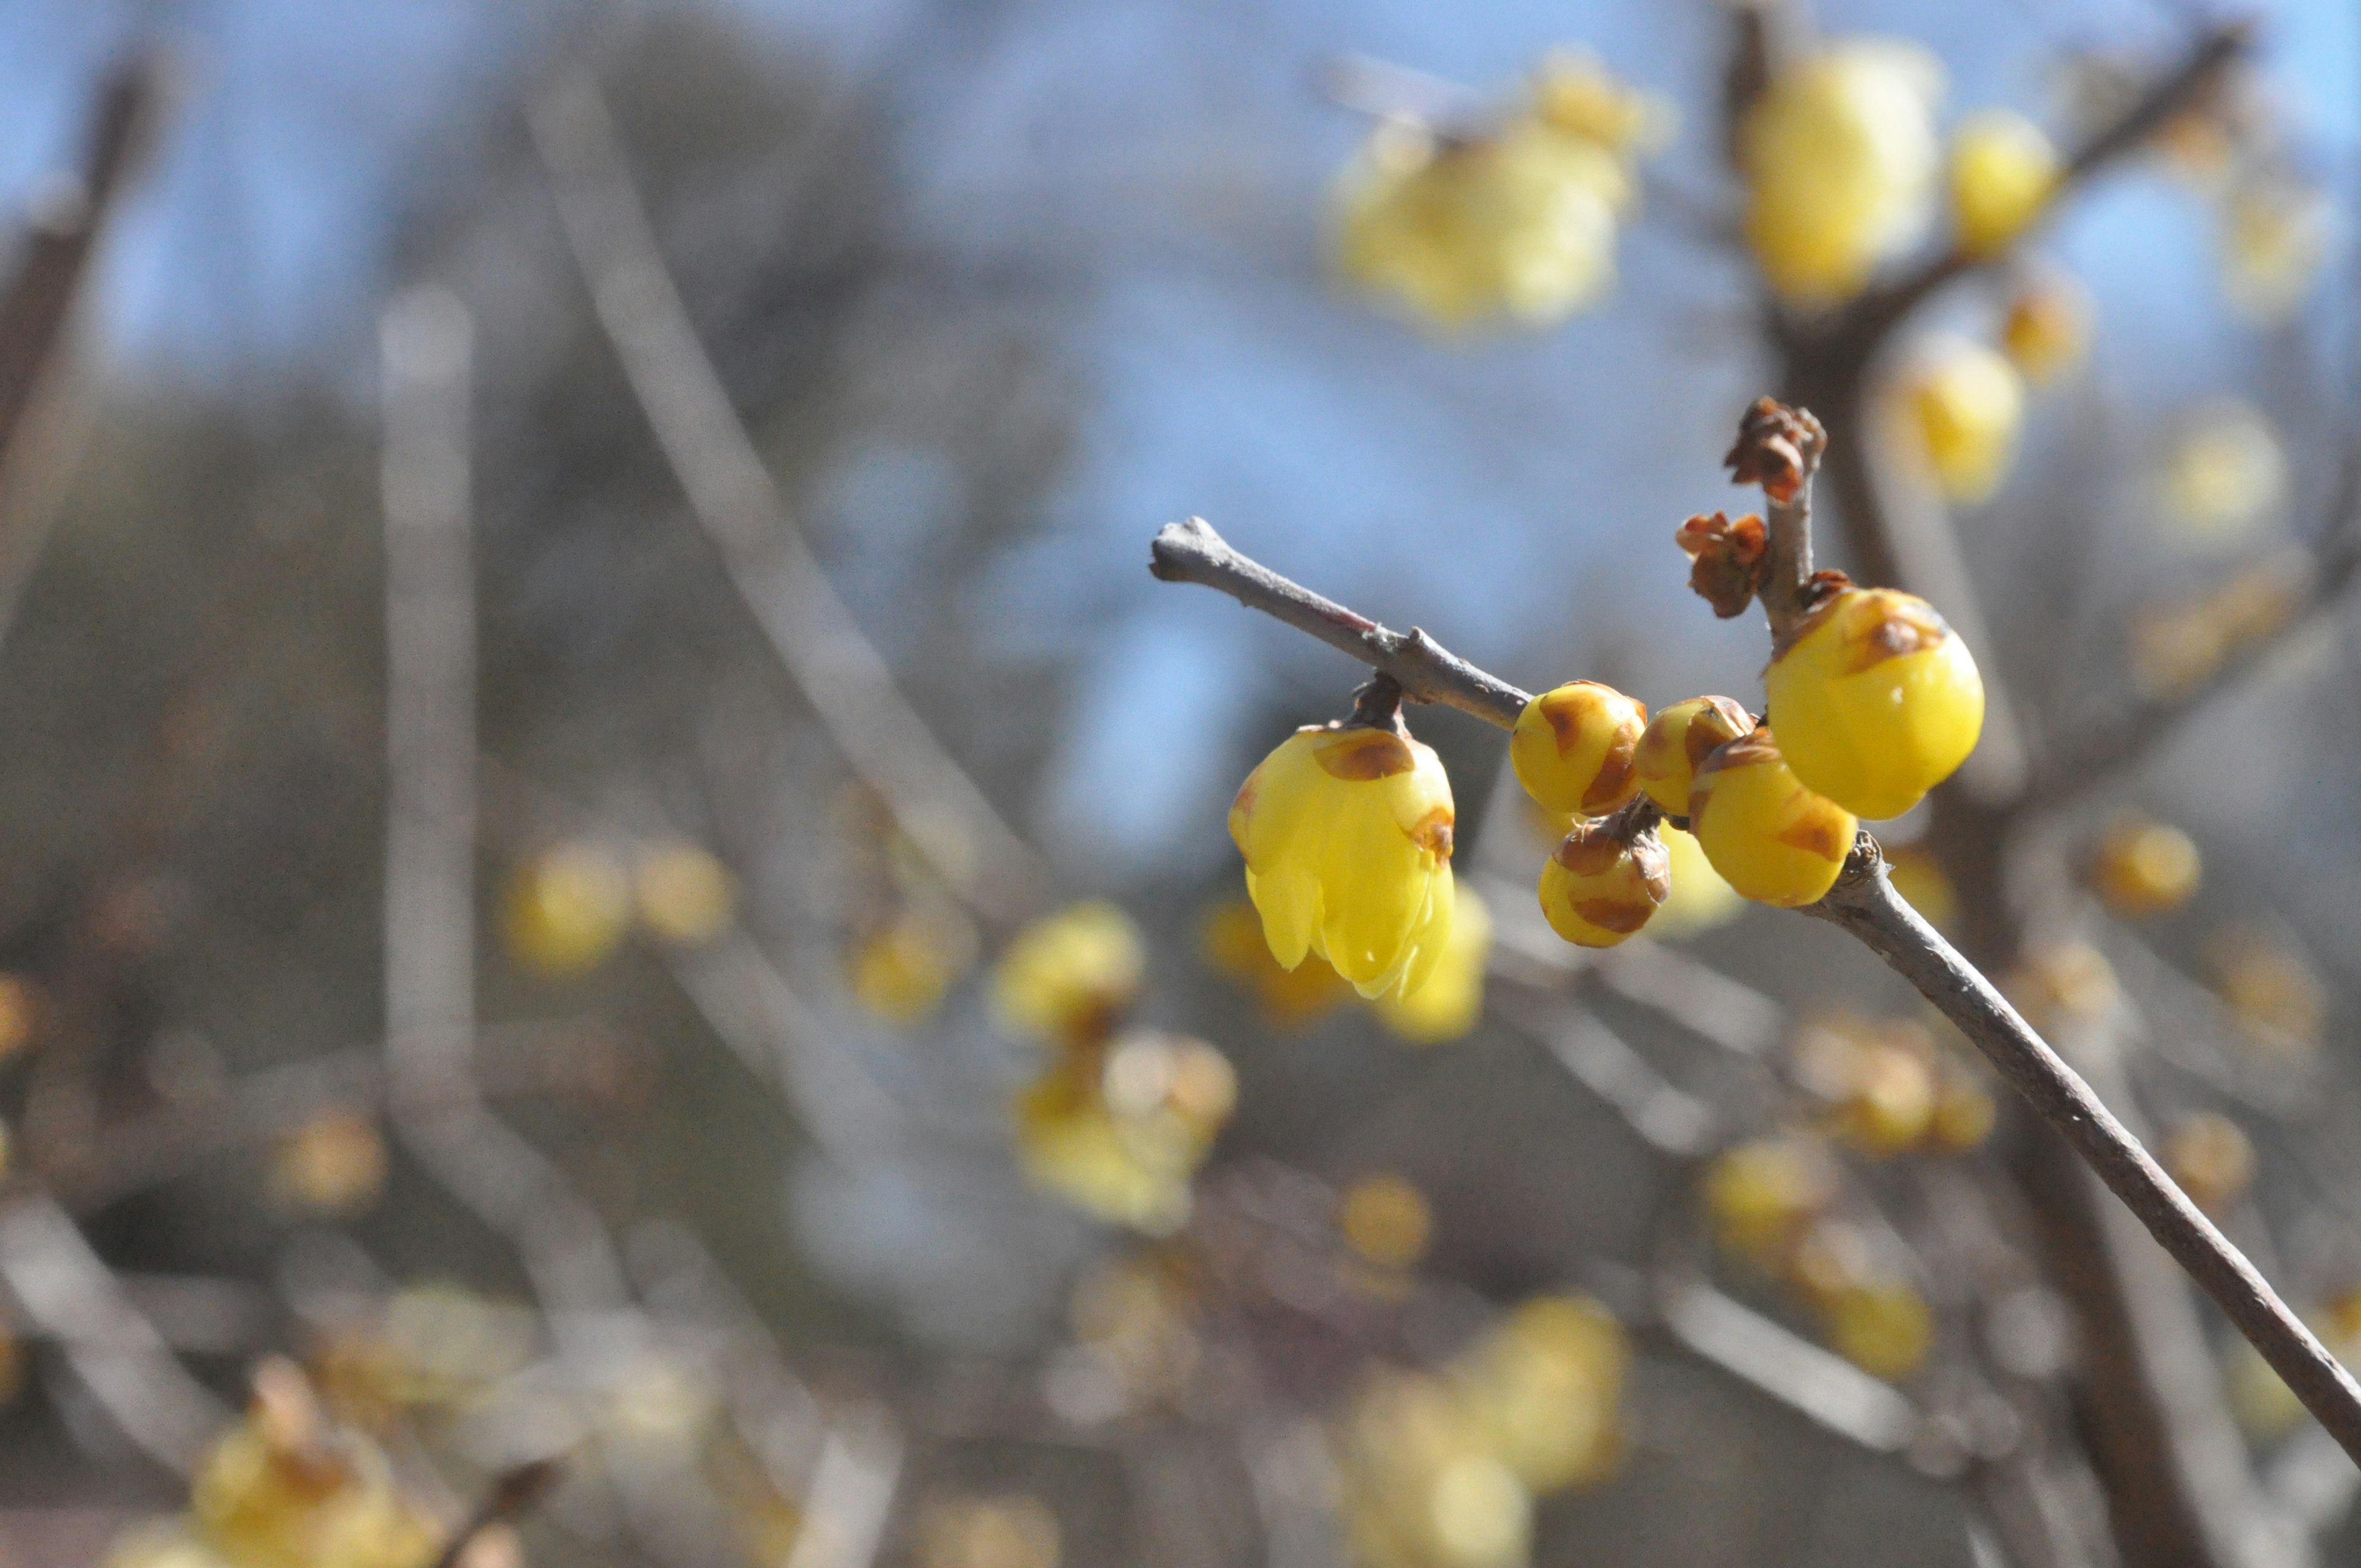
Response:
[[1541, 691, 1588, 756], [1410, 807, 1455, 860], [1631, 834, 1672, 902], [1579, 734, 1640, 812], [1683, 697, 1755, 771], [1778, 809, 1852, 863], [1837, 593, 1950, 676], [1315, 729, 1416, 780], [1552, 828, 1626, 877], [1695, 726, 1781, 777], [1575, 897, 1656, 935]]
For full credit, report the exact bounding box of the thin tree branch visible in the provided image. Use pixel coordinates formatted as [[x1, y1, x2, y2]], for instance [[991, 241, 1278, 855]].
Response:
[[430, 1460, 564, 1568], [1145, 518, 2361, 1471], [528, 68, 1053, 926]]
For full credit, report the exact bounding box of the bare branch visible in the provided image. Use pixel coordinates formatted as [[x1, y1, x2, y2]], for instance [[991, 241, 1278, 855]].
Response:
[[1149, 517, 1531, 724], [430, 1460, 564, 1568], [528, 69, 1052, 926]]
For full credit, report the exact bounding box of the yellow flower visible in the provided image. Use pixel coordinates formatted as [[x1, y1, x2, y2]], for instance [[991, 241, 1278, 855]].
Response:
[[1017, 1031, 1234, 1233], [1687, 729, 1856, 908], [1765, 585, 1985, 820], [1703, 1132, 1837, 1265], [848, 908, 976, 1026], [1510, 680, 1647, 815], [1821, 1278, 1934, 1380], [1537, 821, 1669, 948], [1455, 1296, 1627, 1492], [1884, 847, 1958, 932], [1339, 1173, 1434, 1269], [1377, 885, 1492, 1042], [504, 842, 631, 977], [2089, 814, 2201, 917], [1201, 898, 1350, 1026], [2001, 270, 2092, 385], [1334, 117, 1631, 330], [1530, 50, 1670, 156], [992, 901, 1144, 1045], [1741, 41, 1943, 303], [2161, 400, 2284, 542], [2223, 177, 2330, 323], [271, 1110, 387, 1217], [1901, 335, 2023, 503], [1946, 109, 2058, 256], [634, 842, 735, 945], [1230, 724, 1455, 1000]]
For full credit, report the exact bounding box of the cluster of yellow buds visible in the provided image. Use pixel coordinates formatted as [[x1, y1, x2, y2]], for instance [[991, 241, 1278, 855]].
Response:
[[1790, 1011, 1996, 1157], [1332, 1296, 1626, 1567], [1332, 50, 1666, 331], [1701, 1133, 1937, 1380], [994, 902, 1236, 1232], [504, 837, 740, 980], [107, 1359, 443, 1568]]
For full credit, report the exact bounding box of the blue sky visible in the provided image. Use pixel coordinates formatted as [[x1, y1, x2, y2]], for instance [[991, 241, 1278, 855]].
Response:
[[0, 0, 2352, 873]]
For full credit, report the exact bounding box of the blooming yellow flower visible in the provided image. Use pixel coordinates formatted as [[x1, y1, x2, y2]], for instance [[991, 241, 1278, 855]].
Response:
[[1900, 335, 2023, 503], [1334, 117, 1631, 331], [1016, 1031, 1233, 1233], [1531, 49, 1671, 156], [1230, 724, 1455, 1000], [1375, 885, 1492, 1042], [2223, 177, 2330, 323], [1741, 41, 1943, 303], [1201, 898, 1350, 1026], [504, 842, 631, 977], [1946, 109, 2058, 256], [992, 901, 1144, 1045]]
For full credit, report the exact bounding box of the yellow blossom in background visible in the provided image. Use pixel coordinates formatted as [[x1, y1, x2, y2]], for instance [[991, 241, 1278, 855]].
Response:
[[1899, 335, 2023, 503], [1016, 1031, 1234, 1233], [634, 841, 736, 945], [1455, 1296, 1627, 1492], [2004, 941, 2120, 1035], [1702, 1132, 1838, 1267], [1928, 1052, 1998, 1151], [0, 973, 39, 1063], [1334, 1368, 1532, 1568], [1648, 824, 1743, 938], [916, 1493, 1062, 1568], [1201, 898, 1351, 1027], [1530, 49, 1671, 155], [2089, 814, 2201, 917], [2204, 925, 2325, 1051], [2223, 176, 2330, 323], [2161, 400, 2285, 542], [1334, 116, 1632, 331], [504, 842, 632, 978], [271, 1109, 389, 1217], [1821, 1278, 1935, 1380], [2164, 1111, 2255, 1214], [1946, 109, 2058, 256], [1740, 41, 1943, 303], [1340, 1172, 1434, 1270], [2001, 269, 2092, 385], [1883, 847, 1958, 933], [1377, 885, 1492, 1043], [1231, 725, 1455, 1000], [992, 901, 1144, 1046], [848, 905, 978, 1027]]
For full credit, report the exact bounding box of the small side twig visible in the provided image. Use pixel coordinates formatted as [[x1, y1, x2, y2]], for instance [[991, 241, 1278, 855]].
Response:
[[430, 1460, 565, 1568]]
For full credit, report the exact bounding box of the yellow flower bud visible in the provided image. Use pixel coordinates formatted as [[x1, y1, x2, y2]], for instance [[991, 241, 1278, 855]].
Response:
[[1016, 1031, 1233, 1234], [2161, 400, 2285, 542], [1928, 1057, 1997, 1152], [1902, 336, 2023, 503], [1531, 50, 1669, 156], [271, 1110, 388, 1217], [634, 842, 736, 946], [1536, 821, 1669, 948], [1333, 117, 1631, 331], [504, 843, 631, 978], [1687, 729, 1856, 908], [2164, 1111, 2254, 1215], [1947, 109, 2058, 256], [2001, 271, 2092, 386], [1230, 724, 1455, 1000], [1765, 587, 1985, 820], [1377, 885, 1492, 1042], [1511, 681, 1647, 815], [1632, 695, 1754, 815], [1821, 1278, 1934, 1380], [1703, 1132, 1837, 1265], [1841, 1041, 1938, 1157], [1455, 1294, 1627, 1491], [1741, 41, 1942, 303], [994, 901, 1144, 1045], [2223, 177, 2330, 323], [2205, 925, 2324, 1051], [1339, 1173, 1433, 1270], [2089, 814, 2201, 917], [848, 909, 976, 1026]]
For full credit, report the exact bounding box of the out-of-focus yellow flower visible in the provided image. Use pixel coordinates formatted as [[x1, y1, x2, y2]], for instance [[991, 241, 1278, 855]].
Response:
[[1017, 1031, 1233, 1233], [1455, 1296, 1626, 1492], [1334, 116, 1632, 331], [1947, 110, 2059, 256], [1201, 898, 1351, 1026], [1900, 335, 2023, 504], [1884, 847, 1958, 933], [1821, 1278, 1935, 1380], [1070, 1257, 1203, 1410], [2161, 400, 2285, 542], [992, 901, 1144, 1046], [2205, 925, 2324, 1051], [2004, 941, 2121, 1037], [2001, 270, 2092, 385], [1232, 724, 1455, 1001], [634, 842, 735, 945], [1340, 1172, 1434, 1270], [188, 1358, 440, 1568], [271, 1109, 388, 1217], [504, 842, 632, 977], [2089, 814, 2201, 918], [2223, 177, 2330, 323], [1703, 1132, 1838, 1266], [1741, 41, 1944, 303], [2164, 1111, 2255, 1214], [1377, 885, 1492, 1043], [0, 973, 39, 1063], [1929, 1053, 1997, 1151], [1531, 50, 1671, 156], [1649, 824, 1744, 938], [848, 906, 978, 1027], [1335, 1368, 1533, 1568], [917, 1492, 1063, 1568]]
